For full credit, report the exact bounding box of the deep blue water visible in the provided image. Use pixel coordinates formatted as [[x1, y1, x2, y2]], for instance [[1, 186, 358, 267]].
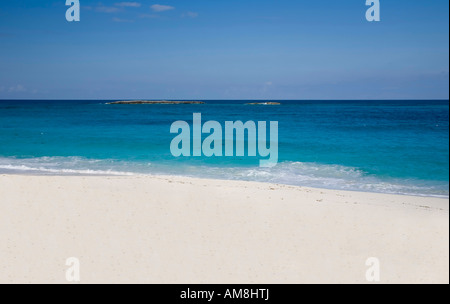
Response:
[[0, 100, 448, 197]]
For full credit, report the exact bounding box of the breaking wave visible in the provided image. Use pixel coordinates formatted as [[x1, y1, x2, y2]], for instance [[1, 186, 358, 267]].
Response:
[[0, 157, 448, 198]]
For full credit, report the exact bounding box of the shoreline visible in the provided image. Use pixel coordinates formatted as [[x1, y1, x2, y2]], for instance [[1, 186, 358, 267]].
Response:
[[1, 171, 449, 199], [5, 173, 449, 209], [0, 174, 448, 283]]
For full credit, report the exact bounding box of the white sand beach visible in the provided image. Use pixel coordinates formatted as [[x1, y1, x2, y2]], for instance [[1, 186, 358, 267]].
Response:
[[0, 174, 448, 284]]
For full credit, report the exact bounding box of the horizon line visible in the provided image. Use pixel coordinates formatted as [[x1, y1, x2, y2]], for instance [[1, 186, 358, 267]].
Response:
[[0, 99, 449, 101]]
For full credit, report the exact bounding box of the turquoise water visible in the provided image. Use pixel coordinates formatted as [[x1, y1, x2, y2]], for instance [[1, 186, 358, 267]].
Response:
[[0, 100, 448, 197]]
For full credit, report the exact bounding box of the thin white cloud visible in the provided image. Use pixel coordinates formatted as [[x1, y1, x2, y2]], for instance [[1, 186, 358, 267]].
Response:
[[113, 17, 134, 23], [151, 4, 175, 12], [183, 11, 198, 18], [96, 6, 120, 13], [139, 14, 160, 19], [9, 85, 26, 93], [115, 2, 141, 8]]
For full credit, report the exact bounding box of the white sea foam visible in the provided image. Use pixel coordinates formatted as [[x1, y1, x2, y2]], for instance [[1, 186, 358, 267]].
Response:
[[0, 157, 136, 176], [0, 164, 135, 176], [167, 161, 449, 198], [0, 157, 448, 198]]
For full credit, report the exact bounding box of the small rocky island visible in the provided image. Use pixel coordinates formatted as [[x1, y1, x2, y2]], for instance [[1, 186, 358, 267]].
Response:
[[245, 102, 282, 105], [106, 100, 205, 105]]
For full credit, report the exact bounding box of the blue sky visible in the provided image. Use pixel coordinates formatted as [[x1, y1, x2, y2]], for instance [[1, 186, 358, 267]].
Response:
[[0, 0, 448, 100]]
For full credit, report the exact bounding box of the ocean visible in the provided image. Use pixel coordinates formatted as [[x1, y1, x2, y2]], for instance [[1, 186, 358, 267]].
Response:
[[0, 100, 448, 198]]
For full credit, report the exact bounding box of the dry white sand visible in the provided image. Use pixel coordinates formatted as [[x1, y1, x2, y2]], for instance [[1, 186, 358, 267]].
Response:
[[0, 174, 448, 284]]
